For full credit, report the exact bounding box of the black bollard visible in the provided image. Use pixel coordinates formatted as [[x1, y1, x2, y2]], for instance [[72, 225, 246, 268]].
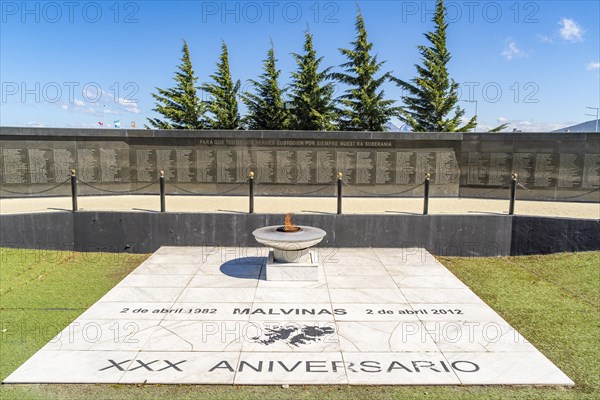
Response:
[[337, 172, 343, 215], [249, 171, 255, 214], [509, 173, 518, 215], [70, 169, 78, 212], [423, 173, 430, 215], [159, 170, 166, 213]]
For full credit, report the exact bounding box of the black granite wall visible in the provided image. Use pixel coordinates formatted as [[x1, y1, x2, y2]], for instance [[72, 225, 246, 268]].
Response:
[[1, 211, 597, 256]]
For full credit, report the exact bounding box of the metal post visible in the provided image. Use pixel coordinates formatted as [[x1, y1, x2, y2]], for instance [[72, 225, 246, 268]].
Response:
[[509, 173, 518, 215], [248, 171, 255, 214], [423, 173, 430, 215], [337, 172, 343, 215], [159, 170, 166, 213], [70, 169, 78, 212]]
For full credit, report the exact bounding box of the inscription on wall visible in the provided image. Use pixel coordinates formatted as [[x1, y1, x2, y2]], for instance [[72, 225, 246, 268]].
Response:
[[1, 134, 598, 202], [463, 151, 598, 192]]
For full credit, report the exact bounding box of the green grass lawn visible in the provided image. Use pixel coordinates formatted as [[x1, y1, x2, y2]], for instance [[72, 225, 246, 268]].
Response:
[[1, 248, 598, 400]]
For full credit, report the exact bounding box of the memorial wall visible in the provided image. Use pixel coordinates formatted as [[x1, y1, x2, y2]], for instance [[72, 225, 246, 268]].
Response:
[[0, 127, 598, 202]]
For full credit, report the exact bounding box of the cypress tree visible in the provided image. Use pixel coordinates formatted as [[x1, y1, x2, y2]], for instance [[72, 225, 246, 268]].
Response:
[[332, 7, 399, 131], [146, 40, 205, 129], [289, 32, 337, 131], [243, 45, 289, 130], [394, 0, 476, 132], [203, 42, 241, 130]]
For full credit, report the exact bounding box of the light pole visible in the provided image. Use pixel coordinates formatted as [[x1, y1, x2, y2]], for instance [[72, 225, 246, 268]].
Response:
[[585, 107, 599, 132], [463, 100, 478, 132]]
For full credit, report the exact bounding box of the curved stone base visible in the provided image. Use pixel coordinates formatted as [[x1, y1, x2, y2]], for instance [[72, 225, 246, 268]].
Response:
[[273, 247, 309, 263]]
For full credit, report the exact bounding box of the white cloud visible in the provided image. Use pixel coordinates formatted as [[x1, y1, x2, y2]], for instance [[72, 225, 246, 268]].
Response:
[[56, 85, 143, 119], [537, 34, 553, 44], [559, 18, 584, 42], [25, 121, 45, 127], [501, 41, 526, 60], [483, 118, 574, 132], [586, 62, 600, 70], [82, 85, 104, 101], [116, 97, 141, 114]]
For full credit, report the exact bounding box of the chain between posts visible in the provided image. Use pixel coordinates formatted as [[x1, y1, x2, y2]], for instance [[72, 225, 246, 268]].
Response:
[[341, 181, 425, 196], [3, 168, 597, 217], [460, 184, 512, 197], [294, 185, 332, 195], [517, 182, 599, 201], [77, 178, 161, 194], [168, 182, 245, 195], [0, 178, 70, 195]]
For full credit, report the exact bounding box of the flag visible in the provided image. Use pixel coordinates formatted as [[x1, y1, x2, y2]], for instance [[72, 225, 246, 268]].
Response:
[[98, 122, 104, 126], [131, 121, 137, 128], [114, 120, 121, 129]]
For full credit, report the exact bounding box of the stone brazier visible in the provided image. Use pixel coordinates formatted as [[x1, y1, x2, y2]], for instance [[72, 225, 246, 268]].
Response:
[[252, 223, 326, 281]]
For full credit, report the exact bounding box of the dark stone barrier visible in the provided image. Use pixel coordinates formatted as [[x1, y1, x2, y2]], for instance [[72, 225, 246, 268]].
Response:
[[1, 127, 598, 202], [1, 211, 597, 256]]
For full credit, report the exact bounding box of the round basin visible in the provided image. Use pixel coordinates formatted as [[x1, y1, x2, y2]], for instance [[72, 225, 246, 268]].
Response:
[[252, 225, 326, 263]]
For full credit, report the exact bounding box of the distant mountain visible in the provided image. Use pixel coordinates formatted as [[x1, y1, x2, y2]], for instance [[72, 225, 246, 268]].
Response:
[[553, 119, 599, 133], [385, 121, 412, 132]]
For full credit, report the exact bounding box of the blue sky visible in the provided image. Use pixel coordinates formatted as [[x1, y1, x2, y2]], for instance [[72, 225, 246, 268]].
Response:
[[1, 0, 599, 131]]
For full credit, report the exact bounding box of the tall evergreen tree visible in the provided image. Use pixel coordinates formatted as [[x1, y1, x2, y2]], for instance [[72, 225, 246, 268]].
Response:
[[332, 8, 399, 131], [203, 42, 241, 130], [243, 45, 289, 130], [146, 40, 205, 129], [289, 32, 337, 131], [394, 0, 476, 132]]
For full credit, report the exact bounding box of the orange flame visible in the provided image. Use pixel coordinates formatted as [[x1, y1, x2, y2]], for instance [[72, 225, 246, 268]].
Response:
[[282, 213, 300, 232]]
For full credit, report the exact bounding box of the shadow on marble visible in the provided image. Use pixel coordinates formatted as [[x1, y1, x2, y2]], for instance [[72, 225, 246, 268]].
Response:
[[219, 258, 265, 279]]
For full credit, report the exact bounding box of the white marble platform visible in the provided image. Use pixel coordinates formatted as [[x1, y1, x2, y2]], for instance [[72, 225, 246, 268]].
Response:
[[3, 247, 574, 386], [265, 250, 319, 281]]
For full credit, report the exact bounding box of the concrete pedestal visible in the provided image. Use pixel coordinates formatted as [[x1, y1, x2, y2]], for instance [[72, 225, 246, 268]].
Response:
[[266, 249, 319, 281]]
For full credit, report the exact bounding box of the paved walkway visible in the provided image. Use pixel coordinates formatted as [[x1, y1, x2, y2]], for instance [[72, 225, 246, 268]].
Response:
[[3, 247, 573, 385], [1, 195, 598, 219]]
